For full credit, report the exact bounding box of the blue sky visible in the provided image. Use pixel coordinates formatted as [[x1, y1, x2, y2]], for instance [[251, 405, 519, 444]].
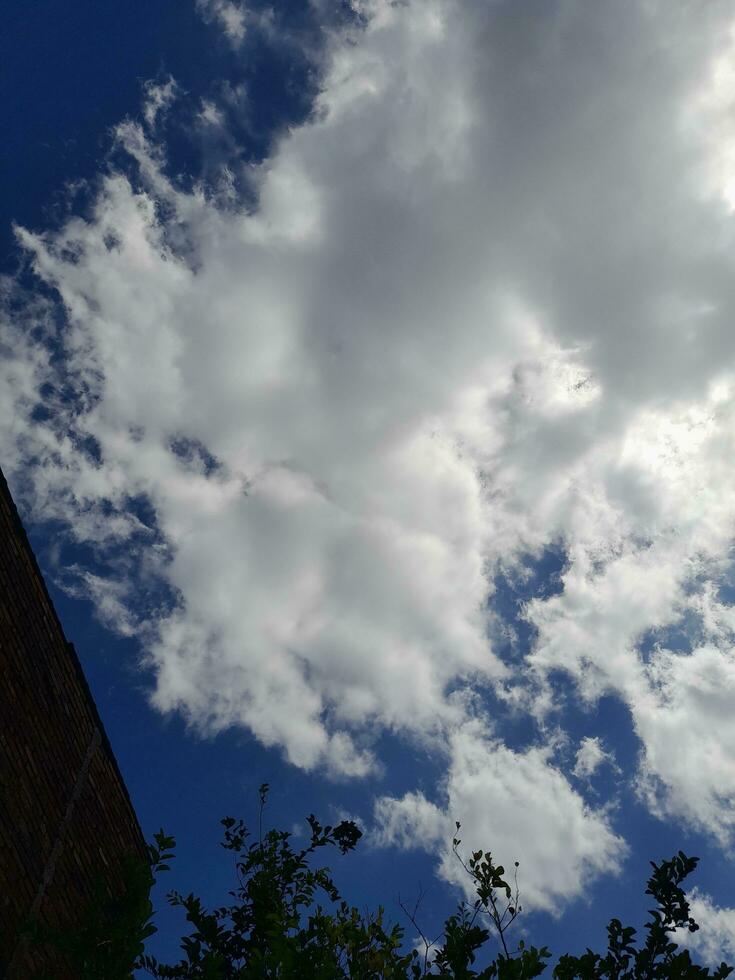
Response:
[[5, 0, 735, 971]]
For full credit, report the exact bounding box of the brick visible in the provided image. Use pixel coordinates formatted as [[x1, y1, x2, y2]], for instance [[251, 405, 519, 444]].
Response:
[[0, 469, 147, 979]]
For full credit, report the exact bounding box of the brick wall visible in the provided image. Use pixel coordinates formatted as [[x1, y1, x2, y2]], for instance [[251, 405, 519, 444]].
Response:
[[0, 469, 148, 978]]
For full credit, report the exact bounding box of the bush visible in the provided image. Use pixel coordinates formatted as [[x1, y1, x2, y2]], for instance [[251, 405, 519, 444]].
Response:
[[23, 784, 735, 979]]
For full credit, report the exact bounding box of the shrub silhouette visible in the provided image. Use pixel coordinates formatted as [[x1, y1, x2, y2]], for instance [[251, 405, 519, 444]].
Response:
[[22, 784, 734, 979]]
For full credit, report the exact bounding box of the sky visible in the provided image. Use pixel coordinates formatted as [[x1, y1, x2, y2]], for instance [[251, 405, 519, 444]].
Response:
[[5, 0, 735, 970]]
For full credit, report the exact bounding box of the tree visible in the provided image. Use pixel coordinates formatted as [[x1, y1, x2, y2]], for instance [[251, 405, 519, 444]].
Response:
[[21, 785, 735, 979]]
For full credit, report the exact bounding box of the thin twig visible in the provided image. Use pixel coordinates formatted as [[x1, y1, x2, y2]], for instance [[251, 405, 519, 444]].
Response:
[[398, 885, 442, 977]]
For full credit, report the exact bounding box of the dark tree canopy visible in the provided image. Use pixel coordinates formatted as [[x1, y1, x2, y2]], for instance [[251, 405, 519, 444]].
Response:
[[20, 785, 734, 980]]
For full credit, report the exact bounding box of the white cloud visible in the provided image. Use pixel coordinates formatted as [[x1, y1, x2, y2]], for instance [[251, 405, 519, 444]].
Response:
[[142, 77, 178, 129], [572, 737, 616, 781], [373, 722, 625, 913], [635, 644, 735, 844], [197, 0, 248, 44], [199, 99, 224, 127], [675, 889, 735, 968], [4, 0, 735, 868], [371, 790, 446, 852], [60, 569, 138, 638]]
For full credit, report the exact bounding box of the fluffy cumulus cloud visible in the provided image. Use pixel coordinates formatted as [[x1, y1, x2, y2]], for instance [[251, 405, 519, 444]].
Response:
[[635, 642, 735, 844], [373, 721, 624, 912], [5, 0, 735, 903], [675, 890, 735, 967]]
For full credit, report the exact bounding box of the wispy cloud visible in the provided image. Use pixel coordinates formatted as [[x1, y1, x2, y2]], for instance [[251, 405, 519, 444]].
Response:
[[197, 0, 248, 44]]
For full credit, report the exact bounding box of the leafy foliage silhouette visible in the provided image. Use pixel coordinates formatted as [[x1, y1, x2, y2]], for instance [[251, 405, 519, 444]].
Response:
[[19, 828, 173, 980], [21, 785, 734, 979]]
